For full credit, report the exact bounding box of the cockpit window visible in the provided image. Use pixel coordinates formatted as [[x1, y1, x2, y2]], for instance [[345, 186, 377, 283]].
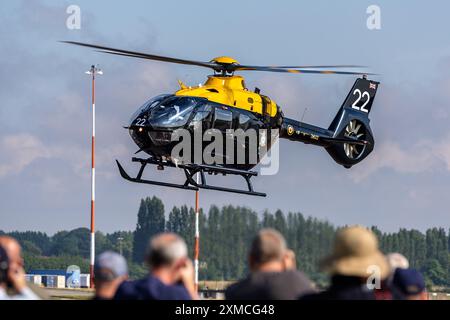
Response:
[[129, 94, 171, 124], [149, 97, 197, 128], [214, 108, 233, 131], [192, 104, 212, 122]]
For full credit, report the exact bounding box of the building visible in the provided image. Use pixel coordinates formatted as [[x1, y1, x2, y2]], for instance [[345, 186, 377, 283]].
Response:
[[26, 269, 90, 288]]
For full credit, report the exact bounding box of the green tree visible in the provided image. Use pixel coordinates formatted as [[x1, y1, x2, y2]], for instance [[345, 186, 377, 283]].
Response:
[[107, 231, 134, 261], [132, 196, 165, 263], [51, 228, 90, 257], [422, 259, 447, 286], [11, 196, 450, 286], [21, 240, 42, 256], [167, 206, 183, 234]]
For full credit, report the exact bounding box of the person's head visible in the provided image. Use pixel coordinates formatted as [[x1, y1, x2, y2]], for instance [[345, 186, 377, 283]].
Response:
[[0, 236, 23, 273], [94, 251, 128, 284], [249, 228, 289, 272], [94, 251, 128, 299], [145, 233, 188, 284], [320, 225, 389, 281], [386, 253, 409, 273], [393, 268, 426, 300], [283, 249, 297, 270]]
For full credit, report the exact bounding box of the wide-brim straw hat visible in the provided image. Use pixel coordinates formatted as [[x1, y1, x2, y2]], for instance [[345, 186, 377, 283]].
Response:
[[320, 225, 389, 279]]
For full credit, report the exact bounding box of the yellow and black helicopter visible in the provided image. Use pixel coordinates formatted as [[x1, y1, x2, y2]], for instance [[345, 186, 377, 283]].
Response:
[[64, 41, 379, 197]]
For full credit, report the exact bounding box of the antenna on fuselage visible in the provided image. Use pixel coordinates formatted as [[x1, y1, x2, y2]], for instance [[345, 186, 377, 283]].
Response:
[[301, 107, 308, 123]]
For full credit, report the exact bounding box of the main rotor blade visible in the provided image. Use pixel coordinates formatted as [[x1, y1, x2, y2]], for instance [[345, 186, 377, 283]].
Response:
[[240, 64, 367, 69], [61, 41, 375, 75], [235, 65, 374, 75], [61, 41, 218, 70]]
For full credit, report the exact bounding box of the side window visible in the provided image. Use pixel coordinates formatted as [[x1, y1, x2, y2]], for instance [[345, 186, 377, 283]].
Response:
[[190, 103, 212, 131], [214, 107, 233, 131], [238, 113, 251, 130], [192, 104, 212, 122]]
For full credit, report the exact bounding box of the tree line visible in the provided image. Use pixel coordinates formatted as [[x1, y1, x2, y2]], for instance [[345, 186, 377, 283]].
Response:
[[1, 196, 449, 288]]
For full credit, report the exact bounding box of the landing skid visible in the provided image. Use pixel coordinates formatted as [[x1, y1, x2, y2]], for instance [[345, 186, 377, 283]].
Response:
[[116, 157, 266, 197]]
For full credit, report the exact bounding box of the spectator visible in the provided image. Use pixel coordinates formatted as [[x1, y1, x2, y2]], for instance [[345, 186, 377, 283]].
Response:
[[301, 226, 390, 300], [393, 268, 427, 300], [0, 236, 40, 300], [283, 249, 297, 270], [378, 252, 410, 300], [225, 228, 315, 300], [93, 251, 128, 300], [387, 253, 409, 271], [115, 233, 197, 300]]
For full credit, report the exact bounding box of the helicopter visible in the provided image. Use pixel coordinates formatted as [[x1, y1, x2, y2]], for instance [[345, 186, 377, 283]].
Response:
[[63, 41, 379, 197]]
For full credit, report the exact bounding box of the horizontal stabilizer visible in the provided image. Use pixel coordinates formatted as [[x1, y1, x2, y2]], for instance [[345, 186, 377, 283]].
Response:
[[321, 136, 370, 146]]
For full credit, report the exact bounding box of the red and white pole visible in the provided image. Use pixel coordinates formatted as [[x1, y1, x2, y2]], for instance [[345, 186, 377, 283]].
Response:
[[193, 174, 200, 292], [86, 65, 102, 288]]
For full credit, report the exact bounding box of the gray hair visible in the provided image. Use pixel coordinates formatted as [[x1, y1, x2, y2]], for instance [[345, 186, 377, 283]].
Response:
[[250, 228, 287, 266], [146, 233, 188, 268], [387, 253, 409, 271]]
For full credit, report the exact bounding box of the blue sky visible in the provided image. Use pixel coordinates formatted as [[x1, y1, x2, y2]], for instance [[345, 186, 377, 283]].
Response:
[[1, 0, 450, 233]]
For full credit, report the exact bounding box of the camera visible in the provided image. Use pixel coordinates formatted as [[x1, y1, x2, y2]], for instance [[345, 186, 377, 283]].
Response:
[[0, 246, 9, 284]]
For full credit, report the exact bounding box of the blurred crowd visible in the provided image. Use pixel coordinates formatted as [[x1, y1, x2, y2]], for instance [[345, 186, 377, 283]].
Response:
[[0, 225, 428, 300]]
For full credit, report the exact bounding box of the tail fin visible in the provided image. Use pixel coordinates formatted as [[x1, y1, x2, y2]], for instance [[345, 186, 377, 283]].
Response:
[[326, 77, 379, 168]]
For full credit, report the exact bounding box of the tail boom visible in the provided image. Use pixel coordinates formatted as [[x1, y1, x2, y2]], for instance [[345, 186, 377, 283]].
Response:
[[279, 77, 379, 168]]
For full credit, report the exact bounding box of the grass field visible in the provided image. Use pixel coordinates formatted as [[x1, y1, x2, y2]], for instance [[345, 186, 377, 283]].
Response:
[[42, 285, 450, 300], [43, 288, 94, 300]]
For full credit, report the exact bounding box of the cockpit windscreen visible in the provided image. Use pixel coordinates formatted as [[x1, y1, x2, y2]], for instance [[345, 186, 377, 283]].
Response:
[[149, 97, 197, 128]]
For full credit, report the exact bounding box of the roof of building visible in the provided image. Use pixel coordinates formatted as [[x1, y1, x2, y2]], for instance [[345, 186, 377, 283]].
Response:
[[28, 269, 66, 276]]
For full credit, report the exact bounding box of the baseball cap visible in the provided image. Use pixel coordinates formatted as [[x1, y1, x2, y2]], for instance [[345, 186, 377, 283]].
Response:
[[393, 268, 425, 295], [94, 251, 128, 281]]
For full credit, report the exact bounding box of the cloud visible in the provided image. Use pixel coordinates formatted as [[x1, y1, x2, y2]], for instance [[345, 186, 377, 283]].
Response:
[[0, 1, 177, 182], [350, 135, 450, 182], [0, 132, 129, 180], [0, 134, 52, 177], [433, 136, 450, 171]]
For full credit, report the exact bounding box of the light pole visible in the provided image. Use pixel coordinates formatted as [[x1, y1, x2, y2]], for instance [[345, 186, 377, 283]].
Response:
[[117, 236, 124, 256], [85, 65, 102, 288]]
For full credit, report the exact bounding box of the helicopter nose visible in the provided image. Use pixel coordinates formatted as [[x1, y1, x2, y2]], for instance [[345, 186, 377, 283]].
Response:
[[129, 124, 149, 149]]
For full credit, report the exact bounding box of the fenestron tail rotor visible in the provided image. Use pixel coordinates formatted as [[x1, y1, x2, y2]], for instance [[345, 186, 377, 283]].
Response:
[[61, 41, 374, 76], [343, 119, 366, 159]]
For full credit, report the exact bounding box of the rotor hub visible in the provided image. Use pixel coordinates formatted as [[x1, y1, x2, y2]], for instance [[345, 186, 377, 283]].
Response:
[[210, 56, 239, 65]]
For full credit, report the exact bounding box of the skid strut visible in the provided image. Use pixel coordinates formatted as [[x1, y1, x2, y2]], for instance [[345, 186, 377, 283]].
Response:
[[116, 157, 266, 197]]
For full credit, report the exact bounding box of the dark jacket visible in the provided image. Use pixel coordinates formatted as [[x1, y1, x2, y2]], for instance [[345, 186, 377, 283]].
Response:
[[114, 274, 191, 300], [226, 270, 315, 300], [300, 275, 376, 300]]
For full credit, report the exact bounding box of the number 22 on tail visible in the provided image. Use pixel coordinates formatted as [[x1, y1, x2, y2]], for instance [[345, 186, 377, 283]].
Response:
[[351, 89, 370, 113]]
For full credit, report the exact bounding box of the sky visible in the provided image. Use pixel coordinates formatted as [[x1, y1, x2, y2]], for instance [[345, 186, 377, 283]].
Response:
[[1, 0, 450, 234]]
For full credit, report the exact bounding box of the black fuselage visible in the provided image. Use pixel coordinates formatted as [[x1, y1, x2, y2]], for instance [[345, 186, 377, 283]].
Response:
[[127, 94, 348, 170]]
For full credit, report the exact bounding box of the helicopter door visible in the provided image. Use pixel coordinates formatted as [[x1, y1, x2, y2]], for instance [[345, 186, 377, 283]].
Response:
[[213, 107, 233, 131], [189, 103, 212, 132], [210, 106, 233, 163], [234, 110, 265, 167]]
